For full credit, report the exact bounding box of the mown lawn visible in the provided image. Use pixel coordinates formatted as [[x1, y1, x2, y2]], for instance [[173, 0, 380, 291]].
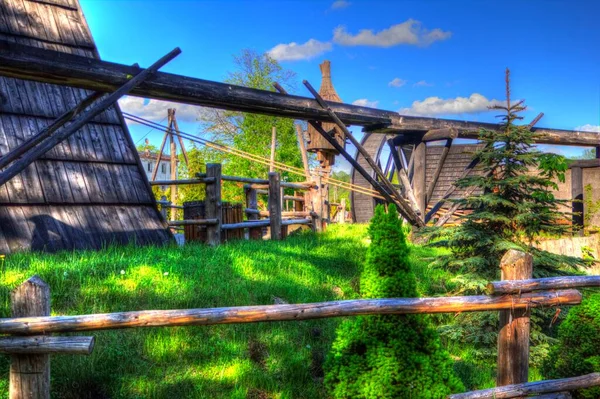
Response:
[[0, 225, 369, 399]]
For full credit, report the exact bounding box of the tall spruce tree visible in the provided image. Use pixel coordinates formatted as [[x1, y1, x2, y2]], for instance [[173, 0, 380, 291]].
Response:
[[325, 204, 463, 398], [425, 69, 582, 290]]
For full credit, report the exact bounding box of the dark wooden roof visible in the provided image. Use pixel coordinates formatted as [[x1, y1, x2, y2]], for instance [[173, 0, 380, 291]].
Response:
[[0, 0, 171, 253]]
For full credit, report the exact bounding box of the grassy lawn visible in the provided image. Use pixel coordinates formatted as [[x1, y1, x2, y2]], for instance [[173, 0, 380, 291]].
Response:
[[0, 225, 369, 399]]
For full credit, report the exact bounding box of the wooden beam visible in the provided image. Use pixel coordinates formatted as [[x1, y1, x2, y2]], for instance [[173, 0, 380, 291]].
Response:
[[422, 128, 458, 142], [426, 139, 453, 204], [170, 109, 189, 166], [245, 187, 262, 239], [386, 140, 422, 215], [413, 142, 427, 213], [150, 178, 216, 185], [568, 159, 600, 168], [10, 276, 50, 399], [487, 275, 600, 295], [497, 250, 533, 387], [269, 126, 277, 173], [1, 41, 594, 146], [0, 336, 94, 355], [150, 129, 169, 181], [167, 219, 218, 226], [0, 47, 181, 189], [448, 372, 600, 399], [0, 290, 580, 335], [295, 124, 311, 180]]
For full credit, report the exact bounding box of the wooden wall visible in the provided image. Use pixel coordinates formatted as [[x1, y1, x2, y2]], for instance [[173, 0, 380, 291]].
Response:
[[0, 0, 172, 253]]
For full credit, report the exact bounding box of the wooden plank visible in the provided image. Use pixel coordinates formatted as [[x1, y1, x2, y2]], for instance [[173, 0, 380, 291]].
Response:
[[205, 164, 222, 246], [269, 172, 282, 240]]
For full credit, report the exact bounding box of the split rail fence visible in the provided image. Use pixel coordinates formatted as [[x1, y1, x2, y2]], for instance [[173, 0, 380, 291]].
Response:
[[2, 250, 600, 398], [151, 163, 320, 245]]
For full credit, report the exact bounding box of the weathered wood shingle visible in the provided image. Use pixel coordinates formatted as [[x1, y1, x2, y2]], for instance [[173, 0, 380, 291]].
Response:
[[0, 0, 171, 253]]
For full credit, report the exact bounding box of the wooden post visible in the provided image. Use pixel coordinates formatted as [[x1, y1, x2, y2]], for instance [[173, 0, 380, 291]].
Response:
[[10, 276, 51, 399], [571, 166, 584, 236], [313, 175, 324, 232], [295, 124, 311, 180], [160, 195, 168, 220], [245, 187, 261, 240], [497, 250, 533, 387], [270, 126, 277, 173], [169, 110, 178, 222], [269, 172, 282, 240], [205, 164, 222, 246], [339, 198, 346, 224], [413, 141, 427, 214]]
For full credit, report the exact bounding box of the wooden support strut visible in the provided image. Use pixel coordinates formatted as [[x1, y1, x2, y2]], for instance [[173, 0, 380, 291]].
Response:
[[0, 47, 182, 188], [0, 289, 580, 335], [301, 81, 424, 226], [386, 140, 422, 215], [426, 138, 453, 204]]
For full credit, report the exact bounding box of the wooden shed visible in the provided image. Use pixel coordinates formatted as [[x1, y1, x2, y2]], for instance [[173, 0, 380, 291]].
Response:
[[0, 0, 172, 253]]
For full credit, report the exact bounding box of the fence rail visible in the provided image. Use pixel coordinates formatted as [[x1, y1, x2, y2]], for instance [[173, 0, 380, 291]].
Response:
[[2, 252, 598, 398]]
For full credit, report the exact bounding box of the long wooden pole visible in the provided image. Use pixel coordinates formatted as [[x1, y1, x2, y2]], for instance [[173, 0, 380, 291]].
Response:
[[0, 47, 181, 188], [448, 373, 600, 399], [169, 112, 177, 222], [269, 126, 277, 173], [295, 124, 311, 180], [170, 109, 189, 166], [487, 275, 600, 295], [0, 336, 94, 355], [1, 40, 596, 146], [0, 289, 580, 335], [426, 139, 453, 204]]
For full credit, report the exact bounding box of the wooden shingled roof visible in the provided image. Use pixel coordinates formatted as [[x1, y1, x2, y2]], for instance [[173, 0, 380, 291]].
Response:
[[0, 0, 172, 253]]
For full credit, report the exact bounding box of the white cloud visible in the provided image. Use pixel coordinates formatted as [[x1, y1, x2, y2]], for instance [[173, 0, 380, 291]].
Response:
[[413, 80, 434, 87], [352, 98, 379, 108], [331, 0, 350, 9], [118, 96, 200, 123], [333, 19, 451, 47], [575, 124, 600, 133], [399, 93, 503, 116], [267, 39, 332, 61], [388, 78, 407, 88]]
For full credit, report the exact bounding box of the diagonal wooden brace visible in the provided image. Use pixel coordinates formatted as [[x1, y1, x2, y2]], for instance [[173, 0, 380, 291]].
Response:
[[0, 47, 182, 188]]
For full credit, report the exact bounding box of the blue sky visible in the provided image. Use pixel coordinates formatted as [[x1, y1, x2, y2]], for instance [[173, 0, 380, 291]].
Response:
[[80, 0, 600, 169]]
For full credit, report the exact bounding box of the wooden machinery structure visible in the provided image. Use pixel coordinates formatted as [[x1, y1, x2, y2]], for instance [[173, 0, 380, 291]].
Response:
[[0, 0, 597, 255]]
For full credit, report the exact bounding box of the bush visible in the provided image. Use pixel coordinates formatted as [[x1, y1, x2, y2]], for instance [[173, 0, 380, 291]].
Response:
[[324, 205, 464, 398], [543, 294, 600, 399]]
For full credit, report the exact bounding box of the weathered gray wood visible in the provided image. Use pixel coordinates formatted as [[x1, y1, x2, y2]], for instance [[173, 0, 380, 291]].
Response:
[[571, 166, 584, 235], [205, 164, 222, 246], [0, 47, 181, 188], [386, 140, 422, 216], [150, 178, 215, 186], [568, 159, 600, 168], [150, 130, 168, 181], [269, 126, 276, 173], [245, 187, 261, 239], [488, 275, 600, 294], [10, 275, 50, 399], [0, 91, 102, 170], [421, 128, 458, 142], [167, 219, 218, 226], [534, 392, 572, 399], [295, 124, 311, 180], [222, 220, 270, 230], [413, 141, 427, 213], [448, 373, 600, 399], [426, 139, 452, 204], [281, 218, 311, 226], [268, 172, 282, 240], [0, 289, 580, 335], [0, 336, 94, 355], [1, 41, 596, 146], [170, 109, 189, 165], [169, 115, 177, 222], [497, 250, 533, 387]]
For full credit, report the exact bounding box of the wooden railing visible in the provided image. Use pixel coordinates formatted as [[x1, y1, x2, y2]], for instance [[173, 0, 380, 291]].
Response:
[[2, 250, 599, 398], [152, 163, 318, 245]]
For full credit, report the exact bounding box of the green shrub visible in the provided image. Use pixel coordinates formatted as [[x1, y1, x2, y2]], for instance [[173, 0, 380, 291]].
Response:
[[324, 205, 464, 398], [543, 294, 600, 399]]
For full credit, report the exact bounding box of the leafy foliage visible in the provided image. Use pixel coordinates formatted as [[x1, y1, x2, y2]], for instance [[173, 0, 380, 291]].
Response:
[[543, 293, 600, 398], [198, 50, 304, 204], [325, 204, 463, 398]]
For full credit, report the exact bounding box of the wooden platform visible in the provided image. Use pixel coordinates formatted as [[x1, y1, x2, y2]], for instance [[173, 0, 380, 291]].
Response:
[[0, 0, 171, 253]]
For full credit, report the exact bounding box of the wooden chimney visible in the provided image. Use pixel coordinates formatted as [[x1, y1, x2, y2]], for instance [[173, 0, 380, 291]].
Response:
[[307, 61, 345, 167]]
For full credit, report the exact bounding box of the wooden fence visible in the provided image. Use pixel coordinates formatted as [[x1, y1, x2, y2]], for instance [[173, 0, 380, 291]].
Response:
[[2, 250, 599, 398], [152, 163, 319, 245]]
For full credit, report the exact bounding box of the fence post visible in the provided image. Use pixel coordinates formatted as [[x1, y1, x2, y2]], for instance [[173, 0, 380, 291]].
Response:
[[245, 186, 261, 240], [269, 172, 282, 240], [339, 198, 346, 224], [205, 164, 222, 246], [10, 276, 50, 399], [313, 175, 323, 233], [571, 166, 584, 236], [160, 195, 168, 220], [497, 249, 533, 387]]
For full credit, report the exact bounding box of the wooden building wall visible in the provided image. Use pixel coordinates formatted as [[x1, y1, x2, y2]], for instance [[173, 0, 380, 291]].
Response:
[[0, 0, 172, 253]]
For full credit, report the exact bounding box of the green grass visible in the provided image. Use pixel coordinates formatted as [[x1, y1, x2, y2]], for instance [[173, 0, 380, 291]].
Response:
[[0, 225, 368, 399]]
